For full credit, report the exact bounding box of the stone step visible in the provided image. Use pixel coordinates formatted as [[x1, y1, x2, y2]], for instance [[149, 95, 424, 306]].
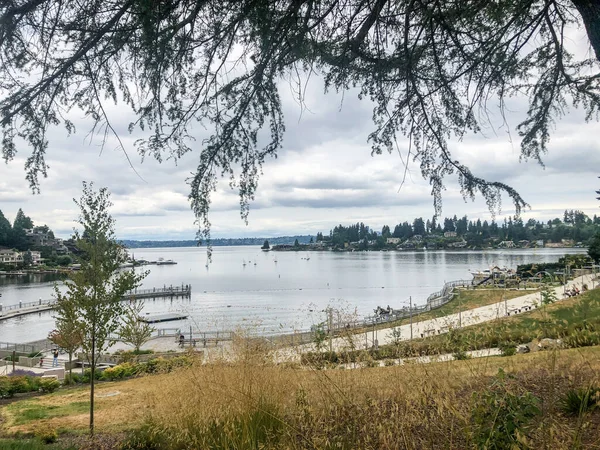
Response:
[[37, 360, 64, 369]]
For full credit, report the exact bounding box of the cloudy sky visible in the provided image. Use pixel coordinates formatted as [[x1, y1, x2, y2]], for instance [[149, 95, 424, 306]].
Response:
[[2, 50, 600, 241]]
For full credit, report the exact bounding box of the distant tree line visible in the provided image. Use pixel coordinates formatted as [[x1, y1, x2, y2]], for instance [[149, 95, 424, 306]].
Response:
[[121, 236, 313, 248], [316, 210, 600, 249]]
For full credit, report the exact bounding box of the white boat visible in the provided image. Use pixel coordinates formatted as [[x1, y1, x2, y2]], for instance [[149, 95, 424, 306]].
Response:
[[156, 258, 177, 265], [469, 266, 515, 281]]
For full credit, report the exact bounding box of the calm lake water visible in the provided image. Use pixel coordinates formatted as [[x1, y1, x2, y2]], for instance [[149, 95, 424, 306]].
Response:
[[0, 246, 586, 342]]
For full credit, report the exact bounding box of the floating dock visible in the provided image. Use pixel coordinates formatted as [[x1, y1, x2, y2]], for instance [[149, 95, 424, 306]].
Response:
[[139, 313, 188, 324]]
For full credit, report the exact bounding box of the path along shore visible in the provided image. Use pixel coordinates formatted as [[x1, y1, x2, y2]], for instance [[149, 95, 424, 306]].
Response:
[[274, 273, 596, 362]]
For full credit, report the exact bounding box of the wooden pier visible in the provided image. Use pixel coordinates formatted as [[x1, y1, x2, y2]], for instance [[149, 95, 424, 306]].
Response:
[[140, 313, 189, 323], [123, 284, 192, 300], [0, 284, 192, 321]]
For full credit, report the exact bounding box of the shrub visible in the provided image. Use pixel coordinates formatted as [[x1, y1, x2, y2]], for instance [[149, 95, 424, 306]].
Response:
[[0, 375, 44, 397], [471, 369, 540, 450], [559, 386, 600, 416], [35, 428, 58, 444], [10, 376, 32, 394], [9, 369, 40, 378], [100, 362, 138, 381], [499, 342, 517, 357], [0, 378, 15, 398], [66, 373, 83, 384], [82, 368, 103, 383], [39, 378, 60, 393]]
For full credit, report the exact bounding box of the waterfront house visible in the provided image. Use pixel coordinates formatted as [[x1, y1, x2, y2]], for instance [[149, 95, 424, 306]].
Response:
[[0, 249, 42, 265], [0, 249, 22, 265]]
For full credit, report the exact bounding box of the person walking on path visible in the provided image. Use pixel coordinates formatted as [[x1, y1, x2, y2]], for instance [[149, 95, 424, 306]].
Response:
[[52, 349, 59, 367]]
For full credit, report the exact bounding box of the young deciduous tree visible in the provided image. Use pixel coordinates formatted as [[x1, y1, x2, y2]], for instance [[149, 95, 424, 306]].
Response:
[[118, 300, 154, 353], [60, 182, 146, 436], [48, 293, 83, 383]]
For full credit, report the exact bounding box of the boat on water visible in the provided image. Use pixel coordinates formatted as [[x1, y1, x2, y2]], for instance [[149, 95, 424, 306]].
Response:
[[469, 266, 516, 282], [156, 257, 177, 265]]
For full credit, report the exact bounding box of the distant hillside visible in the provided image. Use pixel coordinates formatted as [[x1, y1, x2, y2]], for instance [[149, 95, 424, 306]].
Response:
[[120, 236, 314, 248]]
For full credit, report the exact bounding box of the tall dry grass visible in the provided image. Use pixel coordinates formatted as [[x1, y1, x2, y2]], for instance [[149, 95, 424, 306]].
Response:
[[120, 341, 600, 450]]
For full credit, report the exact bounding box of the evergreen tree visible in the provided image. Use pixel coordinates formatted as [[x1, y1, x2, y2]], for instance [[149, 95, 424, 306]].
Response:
[[11, 208, 33, 250], [0, 210, 11, 247], [588, 234, 600, 263]]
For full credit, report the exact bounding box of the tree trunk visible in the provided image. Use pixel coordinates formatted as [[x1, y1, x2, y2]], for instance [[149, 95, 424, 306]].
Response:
[[90, 332, 95, 437], [571, 0, 600, 61]]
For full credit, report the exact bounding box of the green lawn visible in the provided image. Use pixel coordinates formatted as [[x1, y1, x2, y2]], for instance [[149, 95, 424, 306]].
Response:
[[5, 399, 90, 426]]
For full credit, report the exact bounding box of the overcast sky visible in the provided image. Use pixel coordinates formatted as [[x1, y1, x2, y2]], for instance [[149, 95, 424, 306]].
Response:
[[2, 48, 600, 241]]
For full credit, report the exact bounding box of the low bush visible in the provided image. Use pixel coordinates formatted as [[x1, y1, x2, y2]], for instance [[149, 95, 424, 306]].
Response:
[[100, 362, 139, 381], [0, 375, 43, 398], [82, 368, 103, 383], [559, 386, 600, 416], [499, 342, 517, 357], [39, 378, 60, 393], [471, 369, 540, 449], [35, 427, 58, 444], [9, 369, 40, 378]]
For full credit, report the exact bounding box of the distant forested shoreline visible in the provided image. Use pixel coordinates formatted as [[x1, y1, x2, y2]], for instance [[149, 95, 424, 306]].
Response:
[[120, 236, 313, 248]]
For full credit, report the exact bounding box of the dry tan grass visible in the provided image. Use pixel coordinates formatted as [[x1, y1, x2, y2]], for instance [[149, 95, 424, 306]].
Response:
[[2, 346, 600, 449]]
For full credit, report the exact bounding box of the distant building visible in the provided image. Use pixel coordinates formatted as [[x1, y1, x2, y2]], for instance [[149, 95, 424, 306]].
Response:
[[30, 251, 42, 264], [444, 231, 457, 238], [0, 250, 22, 265], [0, 250, 41, 265], [536, 240, 544, 247], [25, 229, 49, 246], [386, 237, 401, 244]]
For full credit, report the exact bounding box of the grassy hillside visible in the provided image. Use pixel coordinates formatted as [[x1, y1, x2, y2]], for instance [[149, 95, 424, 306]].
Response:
[[0, 350, 598, 448], [2, 290, 600, 449]]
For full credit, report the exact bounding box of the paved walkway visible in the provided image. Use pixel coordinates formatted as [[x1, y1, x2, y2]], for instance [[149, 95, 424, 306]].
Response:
[[274, 274, 595, 361]]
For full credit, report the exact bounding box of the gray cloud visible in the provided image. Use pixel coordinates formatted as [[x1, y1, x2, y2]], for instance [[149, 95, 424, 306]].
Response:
[[2, 59, 599, 240]]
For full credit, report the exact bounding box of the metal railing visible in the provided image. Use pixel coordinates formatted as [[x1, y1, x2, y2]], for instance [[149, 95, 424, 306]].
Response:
[[0, 298, 54, 313], [362, 279, 473, 326], [0, 341, 36, 354], [123, 284, 191, 298], [0, 284, 192, 315]]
